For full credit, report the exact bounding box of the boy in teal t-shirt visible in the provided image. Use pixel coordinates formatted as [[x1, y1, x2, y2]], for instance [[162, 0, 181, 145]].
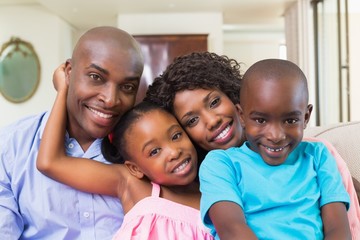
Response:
[[199, 59, 351, 239]]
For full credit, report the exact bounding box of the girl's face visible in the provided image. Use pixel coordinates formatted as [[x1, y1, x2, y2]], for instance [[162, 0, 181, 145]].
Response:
[[125, 110, 198, 186], [173, 88, 245, 151]]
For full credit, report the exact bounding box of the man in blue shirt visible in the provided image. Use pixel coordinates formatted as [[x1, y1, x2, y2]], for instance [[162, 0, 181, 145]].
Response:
[[0, 26, 144, 239]]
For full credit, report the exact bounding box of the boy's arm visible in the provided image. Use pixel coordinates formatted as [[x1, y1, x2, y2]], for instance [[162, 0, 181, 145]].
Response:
[[321, 202, 351, 239], [37, 64, 126, 197], [209, 201, 258, 240]]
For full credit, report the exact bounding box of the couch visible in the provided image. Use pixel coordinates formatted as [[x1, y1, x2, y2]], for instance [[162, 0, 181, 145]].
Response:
[[304, 121, 360, 200]]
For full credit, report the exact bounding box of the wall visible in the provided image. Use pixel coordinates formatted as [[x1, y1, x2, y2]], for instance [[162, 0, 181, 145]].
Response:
[[349, 11, 360, 121], [0, 5, 74, 128], [117, 12, 223, 53], [223, 25, 285, 72]]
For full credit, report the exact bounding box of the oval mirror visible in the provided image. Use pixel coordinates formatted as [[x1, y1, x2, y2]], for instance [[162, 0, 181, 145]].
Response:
[[0, 37, 41, 103]]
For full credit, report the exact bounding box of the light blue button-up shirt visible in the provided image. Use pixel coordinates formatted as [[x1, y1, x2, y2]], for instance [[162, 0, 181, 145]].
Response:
[[0, 112, 124, 239]]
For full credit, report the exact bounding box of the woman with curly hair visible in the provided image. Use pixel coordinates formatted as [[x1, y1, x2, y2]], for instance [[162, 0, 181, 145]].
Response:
[[144, 51, 360, 238], [145, 52, 245, 160]]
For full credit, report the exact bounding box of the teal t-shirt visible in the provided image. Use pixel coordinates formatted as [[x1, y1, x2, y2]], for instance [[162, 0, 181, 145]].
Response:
[[199, 141, 350, 239]]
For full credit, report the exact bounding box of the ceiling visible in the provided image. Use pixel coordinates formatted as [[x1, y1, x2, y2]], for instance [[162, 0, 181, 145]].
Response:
[[0, 0, 296, 30]]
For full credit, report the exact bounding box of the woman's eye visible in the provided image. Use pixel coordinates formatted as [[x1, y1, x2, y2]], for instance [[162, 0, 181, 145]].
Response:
[[186, 117, 198, 127], [209, 97, 220, 108]]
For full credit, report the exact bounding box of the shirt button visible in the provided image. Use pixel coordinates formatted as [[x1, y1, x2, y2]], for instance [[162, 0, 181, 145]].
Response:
[[83, 212, 90, 218], [68, 143, 74, 149]]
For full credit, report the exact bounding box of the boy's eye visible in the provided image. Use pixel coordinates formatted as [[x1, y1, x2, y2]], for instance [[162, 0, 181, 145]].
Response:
[[285, 118, 299, 124], [209, 97, 220, 108], [255, 118, 266, 124]]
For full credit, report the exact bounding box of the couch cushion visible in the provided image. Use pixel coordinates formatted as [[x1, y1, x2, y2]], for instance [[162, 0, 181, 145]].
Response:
[[304, 121, 360, 181]]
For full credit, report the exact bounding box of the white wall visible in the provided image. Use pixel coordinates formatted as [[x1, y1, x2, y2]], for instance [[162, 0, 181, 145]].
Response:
[[223, 25, 285, 72], [117, 12, 223, 53], [0, 5, 74, 128], [349, 11, 360, 121]]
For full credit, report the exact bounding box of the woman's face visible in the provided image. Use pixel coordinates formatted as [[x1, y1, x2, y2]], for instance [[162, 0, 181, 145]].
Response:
[[173, 88, 245, 151]]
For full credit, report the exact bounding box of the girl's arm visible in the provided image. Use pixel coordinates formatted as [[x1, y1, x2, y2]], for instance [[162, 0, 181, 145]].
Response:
[[37, 64, 127, 197], [321, 202, 351, 239]]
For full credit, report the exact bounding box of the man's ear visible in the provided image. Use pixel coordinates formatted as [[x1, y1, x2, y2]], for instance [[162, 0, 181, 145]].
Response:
[[304, 104, 313, 129], [65, 59, 72, 85], [124, 161, 145, 179], [235, 103, 246, 128]]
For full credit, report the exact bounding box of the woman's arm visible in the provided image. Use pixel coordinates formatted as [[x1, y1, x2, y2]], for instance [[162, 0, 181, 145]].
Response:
[[37, 64, 127, 197], [321, 202, 351, 240]]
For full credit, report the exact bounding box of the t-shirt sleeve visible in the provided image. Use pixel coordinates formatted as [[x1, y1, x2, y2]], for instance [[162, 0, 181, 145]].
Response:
[[314, 143, 350, 209], [199, 149, 243, 231]]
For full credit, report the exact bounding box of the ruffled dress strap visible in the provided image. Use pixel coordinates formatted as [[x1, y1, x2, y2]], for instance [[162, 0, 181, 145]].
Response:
[[151, 182, 161, 197]]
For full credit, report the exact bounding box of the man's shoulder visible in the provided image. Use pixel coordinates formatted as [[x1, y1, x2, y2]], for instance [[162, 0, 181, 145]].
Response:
[[0, 111, 48, 140]]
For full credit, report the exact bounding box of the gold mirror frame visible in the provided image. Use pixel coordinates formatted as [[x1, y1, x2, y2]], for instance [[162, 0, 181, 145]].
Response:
[[0, 37, 41, 103]]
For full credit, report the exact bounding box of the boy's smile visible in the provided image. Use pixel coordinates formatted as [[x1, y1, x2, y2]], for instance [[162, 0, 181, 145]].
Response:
[[240, 68, 312, 166]]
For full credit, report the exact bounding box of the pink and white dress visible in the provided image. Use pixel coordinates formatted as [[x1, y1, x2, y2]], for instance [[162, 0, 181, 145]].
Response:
[[112, 182, 214, 240]]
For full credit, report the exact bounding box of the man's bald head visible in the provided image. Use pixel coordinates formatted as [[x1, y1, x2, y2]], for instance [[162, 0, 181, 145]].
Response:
[[72, 26, 143, 68]]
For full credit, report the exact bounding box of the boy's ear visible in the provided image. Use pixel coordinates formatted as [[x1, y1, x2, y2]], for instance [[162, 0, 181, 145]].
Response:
[[124, 161, 145, 179], [304, 104, 313, 129], [235, 103, 246, 128]]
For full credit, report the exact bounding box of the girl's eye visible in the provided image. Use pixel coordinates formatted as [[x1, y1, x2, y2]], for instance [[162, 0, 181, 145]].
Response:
[[149, 148, 160, 157], [186, 116, 199, 127], [255, 118, 266, 124], [209, 97, 220, 108], [172, 132, 182, 141]]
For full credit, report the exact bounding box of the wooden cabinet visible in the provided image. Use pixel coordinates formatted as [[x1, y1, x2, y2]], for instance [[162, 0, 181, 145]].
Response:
[[134, 34, 208, 103]]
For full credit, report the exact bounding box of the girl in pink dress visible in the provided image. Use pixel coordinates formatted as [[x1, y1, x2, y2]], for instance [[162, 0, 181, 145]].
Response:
[[37, 67, 213, 240]]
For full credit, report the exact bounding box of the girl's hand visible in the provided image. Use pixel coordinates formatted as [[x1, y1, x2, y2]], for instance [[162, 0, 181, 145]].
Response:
[[53, 63, 68, 92]]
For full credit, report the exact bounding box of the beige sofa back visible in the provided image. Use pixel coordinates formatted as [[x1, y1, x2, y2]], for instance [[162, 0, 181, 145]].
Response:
[[304, 121, 360, 182]]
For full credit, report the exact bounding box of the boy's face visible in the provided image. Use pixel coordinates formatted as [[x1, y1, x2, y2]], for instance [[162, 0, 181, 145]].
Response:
[[173, 88, 245, 151], [239, 77, 312, 166]]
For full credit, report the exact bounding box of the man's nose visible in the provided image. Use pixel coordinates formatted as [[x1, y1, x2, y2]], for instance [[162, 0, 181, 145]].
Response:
[[101, 85, 120, 108]]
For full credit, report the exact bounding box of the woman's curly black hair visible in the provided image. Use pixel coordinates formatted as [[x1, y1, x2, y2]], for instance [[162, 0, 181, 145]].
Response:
[[144, 51, 243, 114]]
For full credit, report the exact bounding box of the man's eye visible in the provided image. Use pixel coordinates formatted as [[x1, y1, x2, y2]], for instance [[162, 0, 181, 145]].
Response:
[[121, 84, 136, 93], [89, 73, 101, 81]]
